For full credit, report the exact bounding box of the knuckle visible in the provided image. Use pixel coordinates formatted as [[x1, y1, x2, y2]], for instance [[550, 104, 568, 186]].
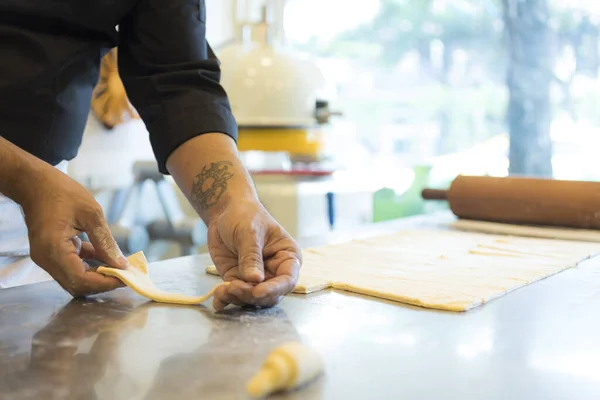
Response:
[[221, 268, 241, 281], [83, 203, 105, 225], [235, 220, 261, 238], [292, 249, 302, 265], [94, 228, 114, 247], [239, 252, 263, 266], [289, 242, 302, 259]]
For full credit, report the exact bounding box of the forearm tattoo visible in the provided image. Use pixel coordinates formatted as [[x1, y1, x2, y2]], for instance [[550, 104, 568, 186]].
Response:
[[191, 161, 234, 210]]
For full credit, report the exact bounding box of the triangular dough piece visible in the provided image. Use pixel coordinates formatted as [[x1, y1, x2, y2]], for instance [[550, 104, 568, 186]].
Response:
[[98, 252, 227, 305]]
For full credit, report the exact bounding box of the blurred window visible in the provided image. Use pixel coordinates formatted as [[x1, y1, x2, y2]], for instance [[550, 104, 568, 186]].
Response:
[[284, 0, 600, 186]]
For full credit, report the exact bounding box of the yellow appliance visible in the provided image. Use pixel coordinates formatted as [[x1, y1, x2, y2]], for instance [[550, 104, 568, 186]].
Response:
[[215, 1, 375, 240], [217, 0, 338, 160]]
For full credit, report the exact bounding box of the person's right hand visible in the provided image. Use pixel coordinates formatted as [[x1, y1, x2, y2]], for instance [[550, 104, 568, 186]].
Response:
[[19, 163, 127, 297]]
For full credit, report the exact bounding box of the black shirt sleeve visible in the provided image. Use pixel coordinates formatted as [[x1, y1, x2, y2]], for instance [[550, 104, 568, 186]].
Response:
[[117, 0, 238, 174]]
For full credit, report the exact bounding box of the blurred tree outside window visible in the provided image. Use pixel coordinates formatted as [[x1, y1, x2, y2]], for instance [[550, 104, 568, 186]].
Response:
[[284, 0, 600, 186]]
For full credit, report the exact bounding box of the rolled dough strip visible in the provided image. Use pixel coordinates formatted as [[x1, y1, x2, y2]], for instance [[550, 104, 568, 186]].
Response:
[[98, 252, 228, 305], [452, 219, 600, 242]]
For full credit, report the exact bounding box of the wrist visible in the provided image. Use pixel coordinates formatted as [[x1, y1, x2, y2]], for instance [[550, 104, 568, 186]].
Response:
[[203, 192, 261, 226], [0, 139, 41, 207], [166, 133, 261, 225], [7, 160, 44, 211]]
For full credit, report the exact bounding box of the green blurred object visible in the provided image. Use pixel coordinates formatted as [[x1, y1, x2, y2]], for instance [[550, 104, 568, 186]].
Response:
[[372, 164, 450, 222]]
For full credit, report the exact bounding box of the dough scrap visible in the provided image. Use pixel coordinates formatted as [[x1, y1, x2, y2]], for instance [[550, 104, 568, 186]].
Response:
[[246, 342, 324, 398], [98, 251, 227, 305], [206, 229, 599, 311]]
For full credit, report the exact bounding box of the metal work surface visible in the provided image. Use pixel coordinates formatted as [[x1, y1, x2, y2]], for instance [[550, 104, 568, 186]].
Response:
[[1, 214, 600, 399]]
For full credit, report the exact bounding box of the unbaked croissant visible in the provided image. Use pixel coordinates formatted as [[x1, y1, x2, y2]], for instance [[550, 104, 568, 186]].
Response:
[[91, 48, 138, 129]]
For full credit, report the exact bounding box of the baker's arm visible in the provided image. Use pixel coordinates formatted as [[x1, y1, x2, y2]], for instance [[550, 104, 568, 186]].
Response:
[[116, 0, 237, 177], [117, 0, 301, 309], [115, 0, 255, 222], [0, 136, 38, 205], [166, 134, 258, 223]]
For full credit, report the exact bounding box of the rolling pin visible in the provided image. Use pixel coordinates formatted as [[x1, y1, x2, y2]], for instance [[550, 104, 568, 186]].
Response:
[[246, 342, 323, 398], [422, 175, 600, 229]]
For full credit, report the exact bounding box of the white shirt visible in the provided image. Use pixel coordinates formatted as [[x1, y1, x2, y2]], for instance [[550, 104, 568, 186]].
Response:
[[0, 160, 68, 288]]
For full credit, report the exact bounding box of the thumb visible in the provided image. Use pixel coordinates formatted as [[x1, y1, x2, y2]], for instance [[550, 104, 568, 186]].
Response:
[[236, 227, 265, 283], [83, 211, 127, 269]]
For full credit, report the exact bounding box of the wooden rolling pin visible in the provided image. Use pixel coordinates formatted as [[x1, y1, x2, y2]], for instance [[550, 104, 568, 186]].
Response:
[[422, 175, 600, 229]]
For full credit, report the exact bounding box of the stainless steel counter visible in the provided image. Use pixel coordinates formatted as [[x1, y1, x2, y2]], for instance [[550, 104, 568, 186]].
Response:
[[1, 213, 600, 400]]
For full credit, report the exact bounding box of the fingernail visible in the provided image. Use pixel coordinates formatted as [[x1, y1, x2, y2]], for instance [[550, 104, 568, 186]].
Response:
[[118, 257, 128, 267]]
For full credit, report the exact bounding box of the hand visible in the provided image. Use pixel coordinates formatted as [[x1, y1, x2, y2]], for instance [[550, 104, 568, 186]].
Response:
[[208, 200, 302, 311], [163, 134, 302, 310], [19, 164, 126, 296]]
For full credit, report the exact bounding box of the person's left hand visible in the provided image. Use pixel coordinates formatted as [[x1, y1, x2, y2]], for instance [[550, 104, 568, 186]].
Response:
[[207, 200, 302, 311]]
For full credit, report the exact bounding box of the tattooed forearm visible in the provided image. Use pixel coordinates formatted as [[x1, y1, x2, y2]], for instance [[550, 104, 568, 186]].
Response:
[[191, 161, 235, 210]]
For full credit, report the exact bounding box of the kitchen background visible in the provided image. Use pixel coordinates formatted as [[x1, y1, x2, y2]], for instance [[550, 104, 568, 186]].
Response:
[[72, 0, 600, 261]]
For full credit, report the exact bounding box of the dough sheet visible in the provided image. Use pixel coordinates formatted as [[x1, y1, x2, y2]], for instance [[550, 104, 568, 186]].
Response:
[[206, 229, 599, 311]]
